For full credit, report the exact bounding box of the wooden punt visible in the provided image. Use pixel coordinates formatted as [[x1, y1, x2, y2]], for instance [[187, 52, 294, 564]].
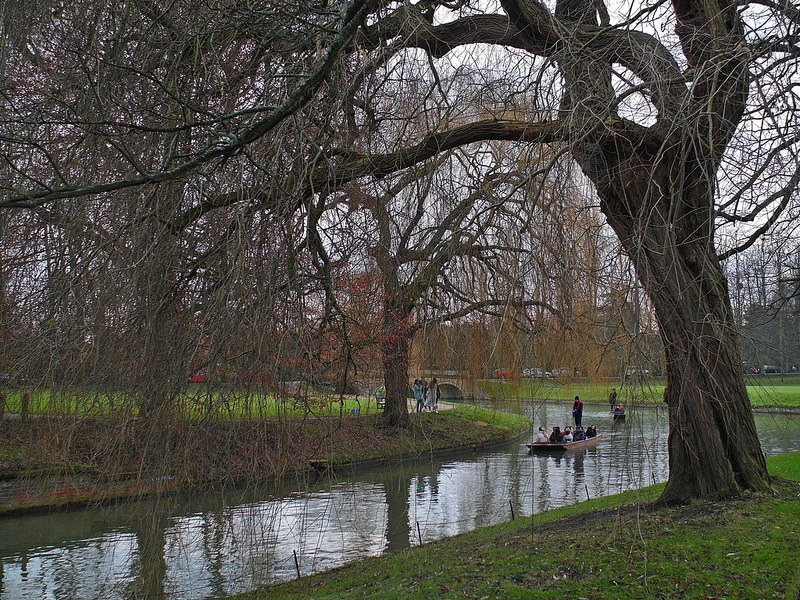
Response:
[[527, 434, 602, 452]]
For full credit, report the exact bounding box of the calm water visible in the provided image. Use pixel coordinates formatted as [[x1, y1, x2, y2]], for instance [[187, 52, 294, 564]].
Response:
[[1, 403, 798, 600]]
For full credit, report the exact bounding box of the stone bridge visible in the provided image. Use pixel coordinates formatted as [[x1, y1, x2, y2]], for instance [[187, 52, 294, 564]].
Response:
[[438, 381, 467, 401], [421, 372, 487, 402], [366, 373, 486, 402]]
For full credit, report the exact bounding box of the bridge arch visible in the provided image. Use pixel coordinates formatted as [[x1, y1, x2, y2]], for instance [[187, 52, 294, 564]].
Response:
[[438, 381, 466, 401]]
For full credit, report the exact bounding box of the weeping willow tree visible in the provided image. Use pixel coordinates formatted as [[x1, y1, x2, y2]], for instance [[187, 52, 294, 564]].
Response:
[[3, 0, 800, 501]]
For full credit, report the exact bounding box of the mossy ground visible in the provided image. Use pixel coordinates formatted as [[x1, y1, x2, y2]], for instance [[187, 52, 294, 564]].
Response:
[[241, 453, 800, 600]]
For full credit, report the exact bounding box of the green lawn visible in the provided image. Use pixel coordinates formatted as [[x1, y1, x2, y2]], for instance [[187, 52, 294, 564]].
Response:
[[0, 386, 387, 418], [3, 377, 800, 419], [745, 383, 800, 408], [447, 403, 532, 433], [480, 378, 800, 408]]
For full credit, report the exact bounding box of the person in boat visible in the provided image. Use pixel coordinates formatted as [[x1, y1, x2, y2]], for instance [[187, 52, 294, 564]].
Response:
[[562, 427, 574, 442], [608, 388, 618, 410], [572, 395, 583, 427], [573, 426, 586, 441], [586, 425, 597, 438], [549, 426, 563, 443], [535, 427, 549, 443]]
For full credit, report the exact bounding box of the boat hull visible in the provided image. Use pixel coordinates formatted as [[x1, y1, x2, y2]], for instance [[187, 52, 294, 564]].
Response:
[[527, 434, 601, 452]]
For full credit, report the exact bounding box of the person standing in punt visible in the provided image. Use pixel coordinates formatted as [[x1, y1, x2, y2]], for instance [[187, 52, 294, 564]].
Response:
[[572, 395, 583, 427]]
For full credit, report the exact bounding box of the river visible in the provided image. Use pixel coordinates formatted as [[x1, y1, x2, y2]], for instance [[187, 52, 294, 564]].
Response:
[[1, 402, 798, 599]]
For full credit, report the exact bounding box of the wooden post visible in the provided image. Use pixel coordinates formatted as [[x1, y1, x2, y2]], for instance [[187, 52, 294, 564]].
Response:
[[20, 392, 29, 421]]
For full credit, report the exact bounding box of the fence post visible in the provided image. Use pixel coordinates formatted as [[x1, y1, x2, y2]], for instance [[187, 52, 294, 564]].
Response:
[[20, 392, 29, 421]]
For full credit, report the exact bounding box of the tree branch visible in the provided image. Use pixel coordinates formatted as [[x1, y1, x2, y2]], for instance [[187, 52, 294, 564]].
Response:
[[169, 116, 654, 232], [2, 0, 381, 210]]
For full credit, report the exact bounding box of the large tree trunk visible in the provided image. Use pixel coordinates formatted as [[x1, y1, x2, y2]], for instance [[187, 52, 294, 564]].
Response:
[[599, 163, 770, 502], [647, 236, 768, 501], [381, 303, 412, 428]]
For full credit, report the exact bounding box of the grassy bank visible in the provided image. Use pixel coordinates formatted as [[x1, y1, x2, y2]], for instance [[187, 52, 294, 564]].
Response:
[[247, 453, 800, 600], [4, 377, 799, 418], [0, 405, 530, 513], [480, 378, 800, 409]]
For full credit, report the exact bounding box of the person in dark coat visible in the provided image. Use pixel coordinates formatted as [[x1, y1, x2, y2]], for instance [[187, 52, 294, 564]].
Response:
[[608, 388, 617, 410], [549, 427, 563, 443], [572, 395, 583, 427]]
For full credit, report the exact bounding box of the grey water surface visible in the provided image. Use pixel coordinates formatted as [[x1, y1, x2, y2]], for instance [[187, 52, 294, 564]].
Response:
[[1, 402, 797, 600]]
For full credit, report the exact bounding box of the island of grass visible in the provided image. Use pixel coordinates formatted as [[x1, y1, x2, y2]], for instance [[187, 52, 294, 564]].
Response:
[[235, 452, 800, 600], [0, 397, 530, 514]]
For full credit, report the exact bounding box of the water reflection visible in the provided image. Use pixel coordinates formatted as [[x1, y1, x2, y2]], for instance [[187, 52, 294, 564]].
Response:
[[0, 403, 797, 600]]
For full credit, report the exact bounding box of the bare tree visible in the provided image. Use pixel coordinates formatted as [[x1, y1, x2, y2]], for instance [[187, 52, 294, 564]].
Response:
[[345, 145, 573, 425], [724, 234, 800, 373]]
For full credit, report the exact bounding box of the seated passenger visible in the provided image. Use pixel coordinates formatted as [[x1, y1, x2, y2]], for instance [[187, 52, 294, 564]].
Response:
[[562, 427, 574, 442], [586, 425, 597, 438], [549, 427, 563, 443], [573, 427, 585, 441], [535, 427, 549, 443]]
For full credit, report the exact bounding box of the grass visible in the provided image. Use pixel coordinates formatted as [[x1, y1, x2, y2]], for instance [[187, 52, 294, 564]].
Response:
[[763, 452, 800, 480], [447, 403, 532, 433], [240, 453, 800, 600], [320, 408, 530, 465], [3, 376, 800, 419], [480, 378, 800, 409], [0, 386, 386, 418], [745, 384, 800, 409]]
